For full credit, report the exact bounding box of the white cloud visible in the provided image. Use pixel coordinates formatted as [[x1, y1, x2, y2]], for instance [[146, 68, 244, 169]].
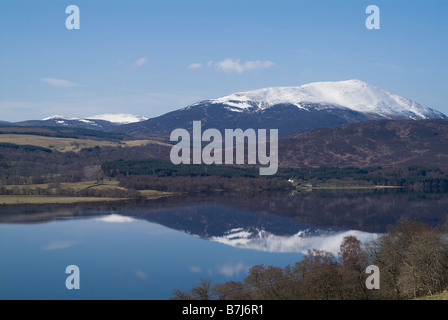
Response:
[[213, 58, 275, 74], [41, 78, 80, 88], [134, 57, 147, 67], [187, 63, 202, 70]]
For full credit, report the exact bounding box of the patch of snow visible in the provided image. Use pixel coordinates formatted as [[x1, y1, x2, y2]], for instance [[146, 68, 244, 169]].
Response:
[[79, 119, 94, 124], [43, 115, 80, 121]]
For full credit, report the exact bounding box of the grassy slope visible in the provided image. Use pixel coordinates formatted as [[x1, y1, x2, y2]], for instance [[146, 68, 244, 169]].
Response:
[[0, 134, 168, 153], [414, 292, 448, 300], [2, 180, 122, 192], [0, 181, 175, 205], [0, 196, 127, 205]]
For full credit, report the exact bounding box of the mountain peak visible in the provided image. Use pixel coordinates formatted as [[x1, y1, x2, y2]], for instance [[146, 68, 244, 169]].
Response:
[[206, 80, 446, 120], [116, 80, 446, 138]]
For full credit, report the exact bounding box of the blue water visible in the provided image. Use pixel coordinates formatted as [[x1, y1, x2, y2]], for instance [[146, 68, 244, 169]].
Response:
[[0, 215, 302, 300], [3, 190, 444, 300]]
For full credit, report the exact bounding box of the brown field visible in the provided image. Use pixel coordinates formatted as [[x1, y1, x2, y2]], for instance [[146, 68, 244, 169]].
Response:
[[0, 181, 176, 205], [138, 189, 176, 199], [0, 195, 127, 205], [2, 180, 120, 191], [0, 134, 169, 152], [415, 291, 448, 300], [0, 127, 57, 134]]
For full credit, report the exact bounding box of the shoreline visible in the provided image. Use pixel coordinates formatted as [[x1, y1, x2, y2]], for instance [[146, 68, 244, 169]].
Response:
[[309, 185, 403, 190], [0, 192, 175, 206], [0, 196, 131, 205]]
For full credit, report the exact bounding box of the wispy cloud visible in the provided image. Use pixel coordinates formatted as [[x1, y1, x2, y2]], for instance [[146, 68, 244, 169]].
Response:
[[187, 63, 202, 70], [135, 269, 148, 280], [42, 241, 76, 251], [189, 266, 202, 273], [216, 262, 249, 277], [134, 57, 147, 67], [188, 59, 275, 74], [214, 58, 275, 74], [41, 78, 81, 88]]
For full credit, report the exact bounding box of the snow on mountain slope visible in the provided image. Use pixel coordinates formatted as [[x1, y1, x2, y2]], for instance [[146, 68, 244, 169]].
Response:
[[43, 115, 80, 121], [43, 113, 148, 124], [207, 80, 446, 120], [87, 113, 149, 124]]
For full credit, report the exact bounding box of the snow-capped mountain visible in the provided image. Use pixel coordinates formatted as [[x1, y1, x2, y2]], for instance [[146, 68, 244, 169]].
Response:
[[117, 80, 446, 138], [43, 113, 149, 125], [207, 79, 445, 120], [16, 113, 149, 130], [8, 80, 446, 137]]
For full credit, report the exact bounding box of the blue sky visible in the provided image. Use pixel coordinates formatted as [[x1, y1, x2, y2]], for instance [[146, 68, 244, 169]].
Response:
[[0, 0, 447, 121]]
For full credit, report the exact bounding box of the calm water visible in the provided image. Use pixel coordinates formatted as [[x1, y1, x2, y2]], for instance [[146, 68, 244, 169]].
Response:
[[1, 190, 447, 300]]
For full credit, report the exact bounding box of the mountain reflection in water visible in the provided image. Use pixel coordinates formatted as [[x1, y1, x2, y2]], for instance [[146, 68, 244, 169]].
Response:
[[1, 190, 447, 254]]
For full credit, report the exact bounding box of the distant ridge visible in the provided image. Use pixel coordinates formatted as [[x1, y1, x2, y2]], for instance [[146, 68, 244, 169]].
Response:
[[13, 113, 149, 130], [3, 81, 446, 138]]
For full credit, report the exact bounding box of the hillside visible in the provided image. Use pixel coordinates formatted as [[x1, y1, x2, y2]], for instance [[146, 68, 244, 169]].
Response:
[[279, 118, 448, 168], [0, 135, 161, 153]]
